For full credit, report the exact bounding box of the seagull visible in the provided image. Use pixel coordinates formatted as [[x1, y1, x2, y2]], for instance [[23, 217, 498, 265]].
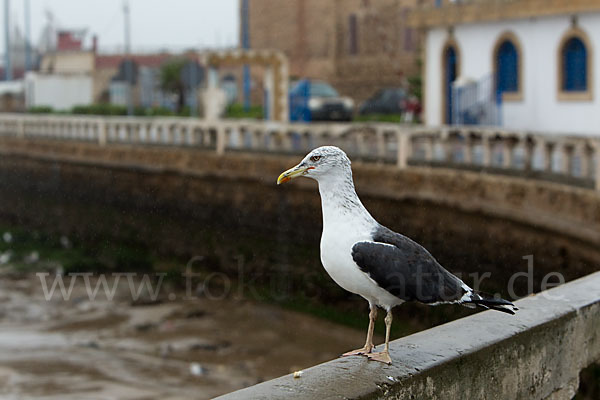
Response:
[[277, 146, 517, 365]]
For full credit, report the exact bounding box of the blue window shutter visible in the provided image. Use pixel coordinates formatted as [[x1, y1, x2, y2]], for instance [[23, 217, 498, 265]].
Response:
[[563, 37, 587, 91], [445, 46, 457, 124], [496, 40, 518, 93]]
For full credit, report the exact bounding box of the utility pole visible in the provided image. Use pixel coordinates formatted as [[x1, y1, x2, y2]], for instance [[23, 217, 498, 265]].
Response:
[[189, 57, 198, 117], [123, 0, 133, 115], [24, 0, 31, 72], [241, 0, 250, 111], [4, 0, 12, 81]]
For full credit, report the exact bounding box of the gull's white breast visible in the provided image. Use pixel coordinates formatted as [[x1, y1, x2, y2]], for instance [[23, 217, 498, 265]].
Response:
[[319, 218, 404, 310]]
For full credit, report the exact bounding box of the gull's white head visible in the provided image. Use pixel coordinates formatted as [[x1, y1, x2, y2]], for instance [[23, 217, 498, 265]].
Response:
[[277, 146, 352, 185]]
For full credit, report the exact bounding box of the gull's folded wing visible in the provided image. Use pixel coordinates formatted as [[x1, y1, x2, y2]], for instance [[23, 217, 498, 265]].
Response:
[[351, 226, 467, 304]]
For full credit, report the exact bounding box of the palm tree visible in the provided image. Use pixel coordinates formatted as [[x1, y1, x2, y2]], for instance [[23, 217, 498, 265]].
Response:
[[159, 58, 187, 112]]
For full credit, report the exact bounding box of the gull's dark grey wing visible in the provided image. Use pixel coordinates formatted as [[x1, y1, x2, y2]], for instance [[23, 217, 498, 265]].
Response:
[[351, 225, 467, 304]]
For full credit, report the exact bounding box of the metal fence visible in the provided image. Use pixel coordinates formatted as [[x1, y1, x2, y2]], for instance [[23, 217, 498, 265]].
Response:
[[452, 74, 502, 126]]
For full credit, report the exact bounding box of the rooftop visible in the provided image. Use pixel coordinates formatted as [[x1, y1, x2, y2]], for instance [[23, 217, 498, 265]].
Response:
[[94, 53, 172, 69], [409, 0, 600, 28]]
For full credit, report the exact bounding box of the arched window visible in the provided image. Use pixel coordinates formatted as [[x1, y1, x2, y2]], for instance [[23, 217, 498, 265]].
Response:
[[558, 28, 592, 101], [562, 37, 587, 91], [442, 41, 460, 124], [497, 41, 518, 92], [493, 33, 522, 101]]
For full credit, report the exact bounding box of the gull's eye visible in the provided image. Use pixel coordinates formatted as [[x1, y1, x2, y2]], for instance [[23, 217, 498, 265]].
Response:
[[310, 155, 321, 162]]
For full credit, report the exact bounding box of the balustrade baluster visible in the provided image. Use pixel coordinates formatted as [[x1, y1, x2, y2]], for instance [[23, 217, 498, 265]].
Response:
[[544, 141, 555, 173], [376, 128, 386, 161], [442, 135, 453, 163], [396, 130, 410, 169], [216, 127, 226, 155], [502, 138, 513, 168], [561, 143, 574, 176], [524, 138, 535, 171], [580, 143, 594, 179], [422, 135, 433, 162], [464, 134, 473, 164]]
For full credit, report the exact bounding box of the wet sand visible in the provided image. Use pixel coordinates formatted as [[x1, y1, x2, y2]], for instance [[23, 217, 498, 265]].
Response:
[[0, 272, 369, 399]]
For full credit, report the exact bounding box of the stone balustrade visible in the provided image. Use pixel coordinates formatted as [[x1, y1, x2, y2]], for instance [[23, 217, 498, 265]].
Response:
[[0, 113, 598, 190]]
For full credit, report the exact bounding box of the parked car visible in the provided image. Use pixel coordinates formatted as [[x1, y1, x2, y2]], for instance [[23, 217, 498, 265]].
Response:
[[289, 79, 354, 122], [358, 87, 407, 115]]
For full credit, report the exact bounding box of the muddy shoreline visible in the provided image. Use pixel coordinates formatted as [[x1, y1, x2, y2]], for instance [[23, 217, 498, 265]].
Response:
[[0, 272, 370, 399]]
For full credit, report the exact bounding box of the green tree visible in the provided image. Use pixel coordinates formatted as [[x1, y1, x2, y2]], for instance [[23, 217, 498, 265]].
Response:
[[159, 58, 187, 112]]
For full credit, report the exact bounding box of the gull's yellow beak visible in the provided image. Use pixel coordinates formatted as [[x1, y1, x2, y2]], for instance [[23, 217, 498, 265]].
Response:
[[277, 165, 314, 185]]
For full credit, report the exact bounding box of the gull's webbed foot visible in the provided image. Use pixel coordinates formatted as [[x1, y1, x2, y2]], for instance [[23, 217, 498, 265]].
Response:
[[341, 344, 374, 357], [367, 350, 392, 365]]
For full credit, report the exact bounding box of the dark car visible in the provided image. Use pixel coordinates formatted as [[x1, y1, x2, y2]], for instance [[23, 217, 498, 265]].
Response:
[[289, 80, 354, 122], [358, 88, 407, 115]]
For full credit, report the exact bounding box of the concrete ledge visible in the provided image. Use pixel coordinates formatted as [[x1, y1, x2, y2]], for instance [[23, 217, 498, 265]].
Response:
[[215, 272, 600, 400]]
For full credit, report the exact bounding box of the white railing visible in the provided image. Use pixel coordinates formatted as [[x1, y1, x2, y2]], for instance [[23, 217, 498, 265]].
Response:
[[0, 113, 599, 191]]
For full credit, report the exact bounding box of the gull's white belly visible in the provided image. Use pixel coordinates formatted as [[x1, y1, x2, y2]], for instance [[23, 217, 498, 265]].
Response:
[[320, 229, 403, 309]]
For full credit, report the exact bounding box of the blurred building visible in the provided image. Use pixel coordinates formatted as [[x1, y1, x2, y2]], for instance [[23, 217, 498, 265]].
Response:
[[0, 23, 40, 111], [244, 0, 434, 103], [56, 29, 85, 51], [25, 28, 195, 111], [95, 53, 170, 105], [26, 30, 94, 110], [39, 30, 94, 75], [102, 55, 204, 110], [413, 0, 600, 134], [1, 24, 39, 81], [0, 80, 25, 112]]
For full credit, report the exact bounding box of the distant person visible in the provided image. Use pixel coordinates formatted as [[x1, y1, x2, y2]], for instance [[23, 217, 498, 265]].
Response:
[[404, 95, 420, 123]]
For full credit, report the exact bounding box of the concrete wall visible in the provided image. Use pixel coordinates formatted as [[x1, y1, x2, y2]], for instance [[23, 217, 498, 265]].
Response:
[[215, 271, 600, 400], [39, 51, 95, 75], [425, 12, 600, 134], [0, 137, 599, 296]]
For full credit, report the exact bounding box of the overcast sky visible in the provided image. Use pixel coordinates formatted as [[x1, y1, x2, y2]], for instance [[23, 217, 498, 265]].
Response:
[[1, 0, 239, 54]]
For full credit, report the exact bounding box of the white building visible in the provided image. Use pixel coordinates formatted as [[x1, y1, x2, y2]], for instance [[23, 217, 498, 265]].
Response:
[[415, 0, 600, 135], [25, 72, 93, 110], [21, 30, 96, 111]]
